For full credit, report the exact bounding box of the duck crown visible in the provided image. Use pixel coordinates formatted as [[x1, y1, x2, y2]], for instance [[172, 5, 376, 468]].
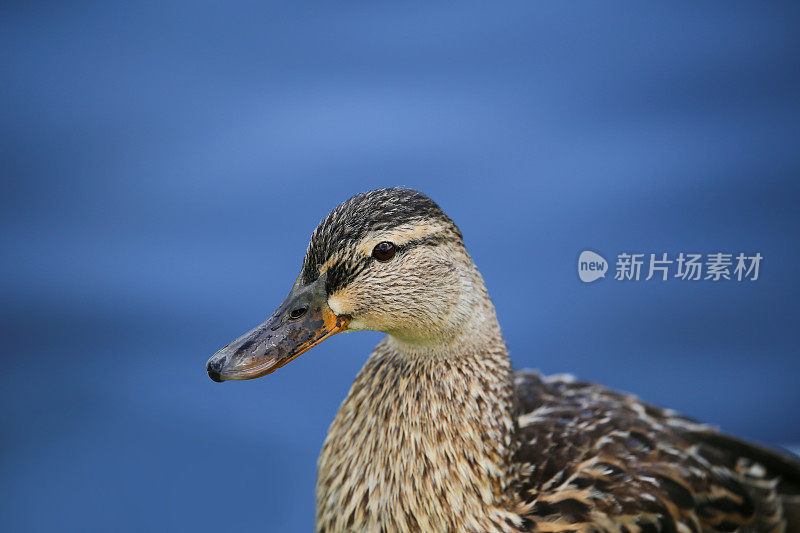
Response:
[[301, 187, 463, 293]]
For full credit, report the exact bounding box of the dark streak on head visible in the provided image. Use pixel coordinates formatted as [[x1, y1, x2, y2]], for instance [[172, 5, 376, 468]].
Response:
[[301, 187, 462, 294]]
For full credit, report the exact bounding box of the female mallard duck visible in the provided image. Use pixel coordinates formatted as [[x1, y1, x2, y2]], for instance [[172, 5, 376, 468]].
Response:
[[206, 187, 800, 532]]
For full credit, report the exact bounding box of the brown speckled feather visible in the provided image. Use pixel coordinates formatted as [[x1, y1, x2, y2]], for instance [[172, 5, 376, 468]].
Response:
[[513, 371, 800, 533]]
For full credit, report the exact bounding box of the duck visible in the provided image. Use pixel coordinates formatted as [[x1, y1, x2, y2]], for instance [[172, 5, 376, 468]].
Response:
[[206, 187, 800, 533]]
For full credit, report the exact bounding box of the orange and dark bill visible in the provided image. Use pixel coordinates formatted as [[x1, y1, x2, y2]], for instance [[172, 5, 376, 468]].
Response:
[[206, 273, 349, 382]]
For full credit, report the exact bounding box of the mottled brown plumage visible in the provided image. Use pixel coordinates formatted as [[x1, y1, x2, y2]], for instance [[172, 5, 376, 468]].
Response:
[[209, 187, 800, 533], [513, 371, 800, 532]]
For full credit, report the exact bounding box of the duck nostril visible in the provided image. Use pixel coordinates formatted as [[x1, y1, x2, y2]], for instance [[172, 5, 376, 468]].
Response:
[[288, 305, 308, 320]]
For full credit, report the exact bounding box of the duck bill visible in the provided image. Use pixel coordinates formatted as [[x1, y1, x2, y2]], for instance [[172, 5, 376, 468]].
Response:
[[206, 274, 349, 382]]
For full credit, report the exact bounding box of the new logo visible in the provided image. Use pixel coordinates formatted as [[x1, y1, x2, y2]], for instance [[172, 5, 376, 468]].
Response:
[[578, 250, 608, 283]]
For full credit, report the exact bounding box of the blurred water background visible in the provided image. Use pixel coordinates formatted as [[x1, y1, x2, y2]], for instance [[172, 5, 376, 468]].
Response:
[[2, 2, 799, 531]]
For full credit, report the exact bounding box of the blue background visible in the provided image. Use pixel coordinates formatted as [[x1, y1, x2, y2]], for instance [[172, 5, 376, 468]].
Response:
[[2, 3, 799, 531]]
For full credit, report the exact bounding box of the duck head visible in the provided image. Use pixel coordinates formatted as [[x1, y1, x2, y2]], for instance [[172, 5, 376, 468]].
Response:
[[206, 187, 475, 382]]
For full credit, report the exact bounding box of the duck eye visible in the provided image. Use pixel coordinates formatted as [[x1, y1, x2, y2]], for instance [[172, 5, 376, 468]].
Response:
[[372, 241, 396, 261]]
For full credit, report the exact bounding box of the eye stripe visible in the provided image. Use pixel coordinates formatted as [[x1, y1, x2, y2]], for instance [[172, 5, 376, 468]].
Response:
[[325, 233, 456, 294], [367, 235, 449, 263]]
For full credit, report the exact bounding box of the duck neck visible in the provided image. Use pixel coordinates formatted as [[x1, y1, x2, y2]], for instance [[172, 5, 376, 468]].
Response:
[[316, 271, 526, 531]]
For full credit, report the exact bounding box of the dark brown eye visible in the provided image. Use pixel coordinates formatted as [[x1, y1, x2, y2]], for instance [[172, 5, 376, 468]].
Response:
[[372, 241, 396, 261]]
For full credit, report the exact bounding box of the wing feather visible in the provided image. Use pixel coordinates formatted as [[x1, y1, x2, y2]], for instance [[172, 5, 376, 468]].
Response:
[[512, 370, 800, 533]]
